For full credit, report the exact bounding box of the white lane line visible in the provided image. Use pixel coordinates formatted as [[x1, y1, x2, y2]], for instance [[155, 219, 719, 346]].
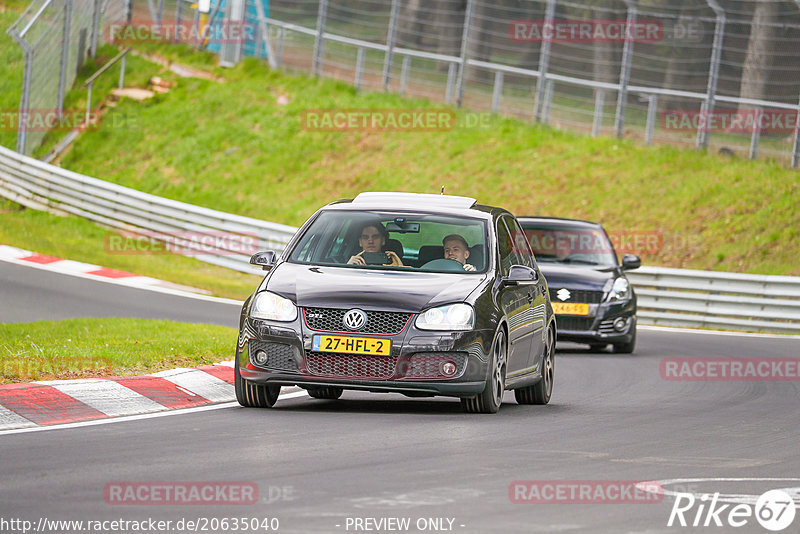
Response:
[[48, 380, 166, 417], [152, 368, 234, 403], [0, 390, 309, 435], [0, 245, 32, 260], [0, 405, 37, 430], [638, 325, 800, 340]]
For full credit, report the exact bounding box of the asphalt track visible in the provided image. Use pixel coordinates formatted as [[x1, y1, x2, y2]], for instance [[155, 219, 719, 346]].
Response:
[[2, 260, 800, 533]]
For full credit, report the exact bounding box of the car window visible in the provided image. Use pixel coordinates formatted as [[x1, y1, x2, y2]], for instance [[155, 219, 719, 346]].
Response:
[[496, 218, 516, 276], [506, 217, 534, 269], [520, 222, 618, 267], [288, 210, 488, 273]]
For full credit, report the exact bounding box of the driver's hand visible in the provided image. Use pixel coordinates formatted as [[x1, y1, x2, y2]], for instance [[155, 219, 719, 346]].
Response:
[[384, 251, 403, 266], [347, 251, 365, 265], [462, 263, 476, 271]]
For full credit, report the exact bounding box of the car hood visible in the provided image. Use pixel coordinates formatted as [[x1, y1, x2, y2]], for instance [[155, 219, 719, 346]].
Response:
[[265, 262, 488, 312], [539, 264, 618, 291]]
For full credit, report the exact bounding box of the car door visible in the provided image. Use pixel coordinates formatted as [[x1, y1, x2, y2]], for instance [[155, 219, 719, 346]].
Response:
[[496, 216, 535, 375], [507, 217, 547, 369]]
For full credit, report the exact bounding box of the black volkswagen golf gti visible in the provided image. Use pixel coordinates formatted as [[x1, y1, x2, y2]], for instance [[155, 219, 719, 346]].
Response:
[[236, 192, 556, 414], [518, 217, 640, 353]]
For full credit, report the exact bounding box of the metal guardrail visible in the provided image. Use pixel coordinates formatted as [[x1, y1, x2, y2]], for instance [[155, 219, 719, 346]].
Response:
[[629, 267, 800, 333], [0, 144, 296, 274], [1, 144, 798, 333]]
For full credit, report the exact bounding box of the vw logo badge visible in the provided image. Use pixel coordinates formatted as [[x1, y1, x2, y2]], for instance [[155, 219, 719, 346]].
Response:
[[556, 288, 571, 301], [343, 309, 367, 331]]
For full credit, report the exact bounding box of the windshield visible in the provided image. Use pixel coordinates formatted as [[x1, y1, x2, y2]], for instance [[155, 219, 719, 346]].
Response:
[[289, 210, 488, 273], [520, 222, 618, 267]]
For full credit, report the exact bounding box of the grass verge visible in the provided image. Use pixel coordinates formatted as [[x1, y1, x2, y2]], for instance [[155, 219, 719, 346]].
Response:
[[0, 318, 237, 383]]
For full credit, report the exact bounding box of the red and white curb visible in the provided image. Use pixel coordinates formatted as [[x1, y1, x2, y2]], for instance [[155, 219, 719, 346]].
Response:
[[0, 244, 237, 302], [0, 362, 237, 431]]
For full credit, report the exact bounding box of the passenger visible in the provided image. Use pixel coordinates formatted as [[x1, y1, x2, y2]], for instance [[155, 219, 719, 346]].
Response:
[[443, 234, 476, 271], [347, 222, 403, 266]]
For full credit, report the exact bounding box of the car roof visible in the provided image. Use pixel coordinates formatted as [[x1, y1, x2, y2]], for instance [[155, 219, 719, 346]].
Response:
[[517, 216, 604, 229], [323, 192, 502, 219]]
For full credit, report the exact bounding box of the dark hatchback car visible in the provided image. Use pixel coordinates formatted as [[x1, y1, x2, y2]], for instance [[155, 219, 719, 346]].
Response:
[[236, 192, 556, 414], [517, 217, 640, 353]]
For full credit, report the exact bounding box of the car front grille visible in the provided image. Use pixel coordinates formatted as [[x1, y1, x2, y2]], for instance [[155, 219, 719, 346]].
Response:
[[550, 289, 605, 304], [598, 319, 617, 334], [401, 352, 468, 379], [556, 317, 595, 332], [305, 352, 398, 380], [303, 307, 411, 334], [249, 341, 298, 371]]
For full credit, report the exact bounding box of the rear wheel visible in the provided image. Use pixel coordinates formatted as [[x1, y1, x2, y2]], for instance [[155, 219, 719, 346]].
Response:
[[307, 387, 343, 400], [462, 329, 507, 414], [235, 359, 280, 408], [515, 325, 555, 405]]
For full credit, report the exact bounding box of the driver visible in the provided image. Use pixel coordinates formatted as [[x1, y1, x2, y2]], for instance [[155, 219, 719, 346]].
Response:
[[443, 234, 476, 271], [347, 222, 403, 266]]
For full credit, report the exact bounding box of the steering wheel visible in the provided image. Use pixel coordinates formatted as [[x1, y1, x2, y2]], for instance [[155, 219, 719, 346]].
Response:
[[421, 258, 466, 272]]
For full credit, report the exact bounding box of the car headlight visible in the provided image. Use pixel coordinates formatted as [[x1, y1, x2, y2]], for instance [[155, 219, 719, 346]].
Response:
[[608, 277, 630, 301], [415, 303, 474, 331], [250, 291, 297, 322]]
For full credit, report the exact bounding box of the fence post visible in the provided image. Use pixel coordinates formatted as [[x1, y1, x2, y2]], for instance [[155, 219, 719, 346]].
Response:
[[57, 0, 72, 119], [119, 50, 127, 88], [382, 0, 400, 91], [253, 0, 277, 69], [793, 94, 800, 168], [175, 0, 184, 42], [614, 0, 636, 138], [749, 108, 761, 159], [312, 0, 329, 77], [455, 0, 476, 108], [276, 27, 284, 67], [542, 79, 554, 124], [592, 88, 605, 137], [491, 71, 503, 113], [645, 94, 658, 145], [445, 62, 457, 104], [534, 0, 555, 122], [697, 0, 725, 150], [399, 55, 410, 95], [9, 31, 32, 154], [89, 0, 101, 57], [354, 47, 365, 90]]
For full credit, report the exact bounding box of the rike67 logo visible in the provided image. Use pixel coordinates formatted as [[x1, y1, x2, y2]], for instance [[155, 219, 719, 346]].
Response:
[[668, 489, 796, 531]]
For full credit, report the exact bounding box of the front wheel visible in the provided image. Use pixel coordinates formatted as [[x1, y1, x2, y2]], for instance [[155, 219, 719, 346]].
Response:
[[462, 329, 507, 414], [515, 324, 554, 405], [613, 326, 636, 354], [235, 359, 280, 408]]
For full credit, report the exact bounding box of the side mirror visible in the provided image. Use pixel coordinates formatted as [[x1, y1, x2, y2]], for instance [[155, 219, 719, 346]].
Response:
[[250, 250, 276, 271], [503, 265, 538, 286], [621, 254, 641, 271]]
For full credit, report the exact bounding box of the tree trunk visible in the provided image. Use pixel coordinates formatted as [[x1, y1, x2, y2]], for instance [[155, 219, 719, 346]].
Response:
[[739, 1, 779, 103]]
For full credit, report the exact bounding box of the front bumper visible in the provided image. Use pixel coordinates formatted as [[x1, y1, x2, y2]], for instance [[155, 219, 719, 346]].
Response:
[[236, 316, 495, 398], [554, 299, 636, 345]]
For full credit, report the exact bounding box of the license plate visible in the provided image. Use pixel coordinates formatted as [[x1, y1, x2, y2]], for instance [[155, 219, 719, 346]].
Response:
[[552, 302, 589, 315], [312, 335, 391, 355]]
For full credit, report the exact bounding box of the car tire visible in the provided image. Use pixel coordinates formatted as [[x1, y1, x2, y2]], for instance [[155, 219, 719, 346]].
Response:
[[307, 387, 343, 400], [235, 359, 280, 408], [613, 327, 636, 354], [515, 324, 555, 405], [462, 328, 507, 414]]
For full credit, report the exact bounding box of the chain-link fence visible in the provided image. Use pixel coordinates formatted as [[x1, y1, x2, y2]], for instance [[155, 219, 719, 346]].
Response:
[[7, 0, 129, 155], [8, 0, 800, 165]]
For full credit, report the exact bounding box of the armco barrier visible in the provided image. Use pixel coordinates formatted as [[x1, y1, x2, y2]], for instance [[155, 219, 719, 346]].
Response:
[[1, 144, 798, 333], [0, 144, 297, 274]]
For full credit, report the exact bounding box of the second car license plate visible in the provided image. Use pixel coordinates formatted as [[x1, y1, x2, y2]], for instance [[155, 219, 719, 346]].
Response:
[[552, 302, 589, 315], [312, 335, 391, 355]]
